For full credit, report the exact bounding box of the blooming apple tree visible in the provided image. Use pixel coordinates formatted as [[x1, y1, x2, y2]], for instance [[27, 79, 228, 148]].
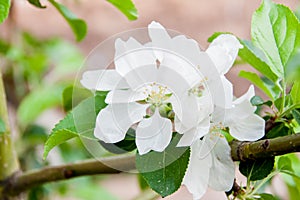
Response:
[[1, 0, 300, 200]]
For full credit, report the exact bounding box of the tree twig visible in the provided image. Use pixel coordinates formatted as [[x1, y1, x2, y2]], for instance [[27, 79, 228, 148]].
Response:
[[1, 154, 135, 197], [2, 134, 300, 198], [230, 133, 300, 161]]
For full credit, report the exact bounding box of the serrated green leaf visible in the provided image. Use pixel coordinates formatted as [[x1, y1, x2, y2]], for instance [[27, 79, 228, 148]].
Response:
[[43, 94, 107, 159], [43, 129, 78, 159], [252, 0, 300, 78], [17, 85, 65, 127], [0, 118, 6, 135], [239, 40, 278, 82], [107, 0, 138, 21], [239, 70, 277, 100], [49, 0, 87, 41], [0, 0, 10, 24], [27, 0, 46, 8], [291, 81, 300, 104], [239, 157, 275, 181], [136, 134, 190, 197]]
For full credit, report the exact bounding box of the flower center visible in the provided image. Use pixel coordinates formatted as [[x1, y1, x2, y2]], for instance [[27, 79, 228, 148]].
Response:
[[144, 82, 171, 107]]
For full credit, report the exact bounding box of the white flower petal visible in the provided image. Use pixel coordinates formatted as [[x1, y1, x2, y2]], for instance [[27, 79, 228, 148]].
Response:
[[122, 64, 158, 90], [94, 103, 148, 143], [206, 34, 242, 75], [170, 94, 200, 130], [208, 75, 233, 109], [148, 21, 171, 61], [183, 140, 211, 200], [136, 110, 172, 155], [80, 70, 129, 91], [233, 85, 255, 105], [228, 113, 265, 141], [177, 117, 210, 147], [208, 135, 235, 191], [159, 54, 202, 90], [115, 38, 156, 76], [105, 89, 147, 104]]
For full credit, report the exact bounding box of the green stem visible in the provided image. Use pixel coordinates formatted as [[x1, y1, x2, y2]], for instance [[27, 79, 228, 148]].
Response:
[[0, 72, 20, 198], [248, 171, 278, 197]]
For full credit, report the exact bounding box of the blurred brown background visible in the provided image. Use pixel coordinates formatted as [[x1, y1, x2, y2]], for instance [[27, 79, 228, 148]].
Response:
[[0, 0, 298, 199]]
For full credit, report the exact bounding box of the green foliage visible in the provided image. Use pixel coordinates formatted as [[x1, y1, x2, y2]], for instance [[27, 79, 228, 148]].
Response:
[[27, 0, 46, 8], [292, 110, 300, 126], [136, 134, 190, 197], [43, 93, 107, 159], [250, 96, 272, 107], [239, 157, 275, 181], [0, 0, 10, 24], [239, 71, 278, 100], [17, 85, 65, 127], [266, 123, 290, 139], [258, 193, 280, 200], [238, 40, 278, 82], [291, 81, 300, 104], [251, 0, 300, 78], [62, 86, 92, 112], [0, 117, 6, 135], [107, 0, 138, 20], [49, 0, 87, 42]]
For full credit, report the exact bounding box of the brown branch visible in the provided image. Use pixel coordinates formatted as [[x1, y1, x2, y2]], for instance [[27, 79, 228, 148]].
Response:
[[2, 133, 300, 198], [1, 154, 136, 197], [230, 133, 300, 161]]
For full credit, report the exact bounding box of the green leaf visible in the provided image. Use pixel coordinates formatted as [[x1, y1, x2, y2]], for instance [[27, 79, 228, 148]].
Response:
[[277, 156, 293, 171], [136, 134, 190, 197], [266, 123, 290, 139], [62, 86, 92, 112], [43, 129, 79, 160], [285, 50, 300, 81], [17, 85, 65, 127], [239, 70, 278, 100], [250, 96, 272, 107], [138, 174, 149, 190], [292, 109, 300, 125], [251, 0, 300, 78], [0, 0, 10, 24], [239, 157, 275, 181], [107, 0, 138, 21], [258, 193, 280, 200], [0, 118, 6, 135], [291, 81, 300, 104], [27, 0, 46, 8], [238, 40, 278, 82], [43, 94, 107, 159], [49, 0, 87, 41]]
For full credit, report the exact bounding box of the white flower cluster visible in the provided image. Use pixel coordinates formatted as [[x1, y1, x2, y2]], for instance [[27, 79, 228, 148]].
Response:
[[81, 22, 265, 200]]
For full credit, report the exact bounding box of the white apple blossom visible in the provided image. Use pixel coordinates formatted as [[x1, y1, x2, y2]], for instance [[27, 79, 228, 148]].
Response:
[[181, 34, 265, 199], [81, 21, 215, 155], [183, 132, 235, 200]]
